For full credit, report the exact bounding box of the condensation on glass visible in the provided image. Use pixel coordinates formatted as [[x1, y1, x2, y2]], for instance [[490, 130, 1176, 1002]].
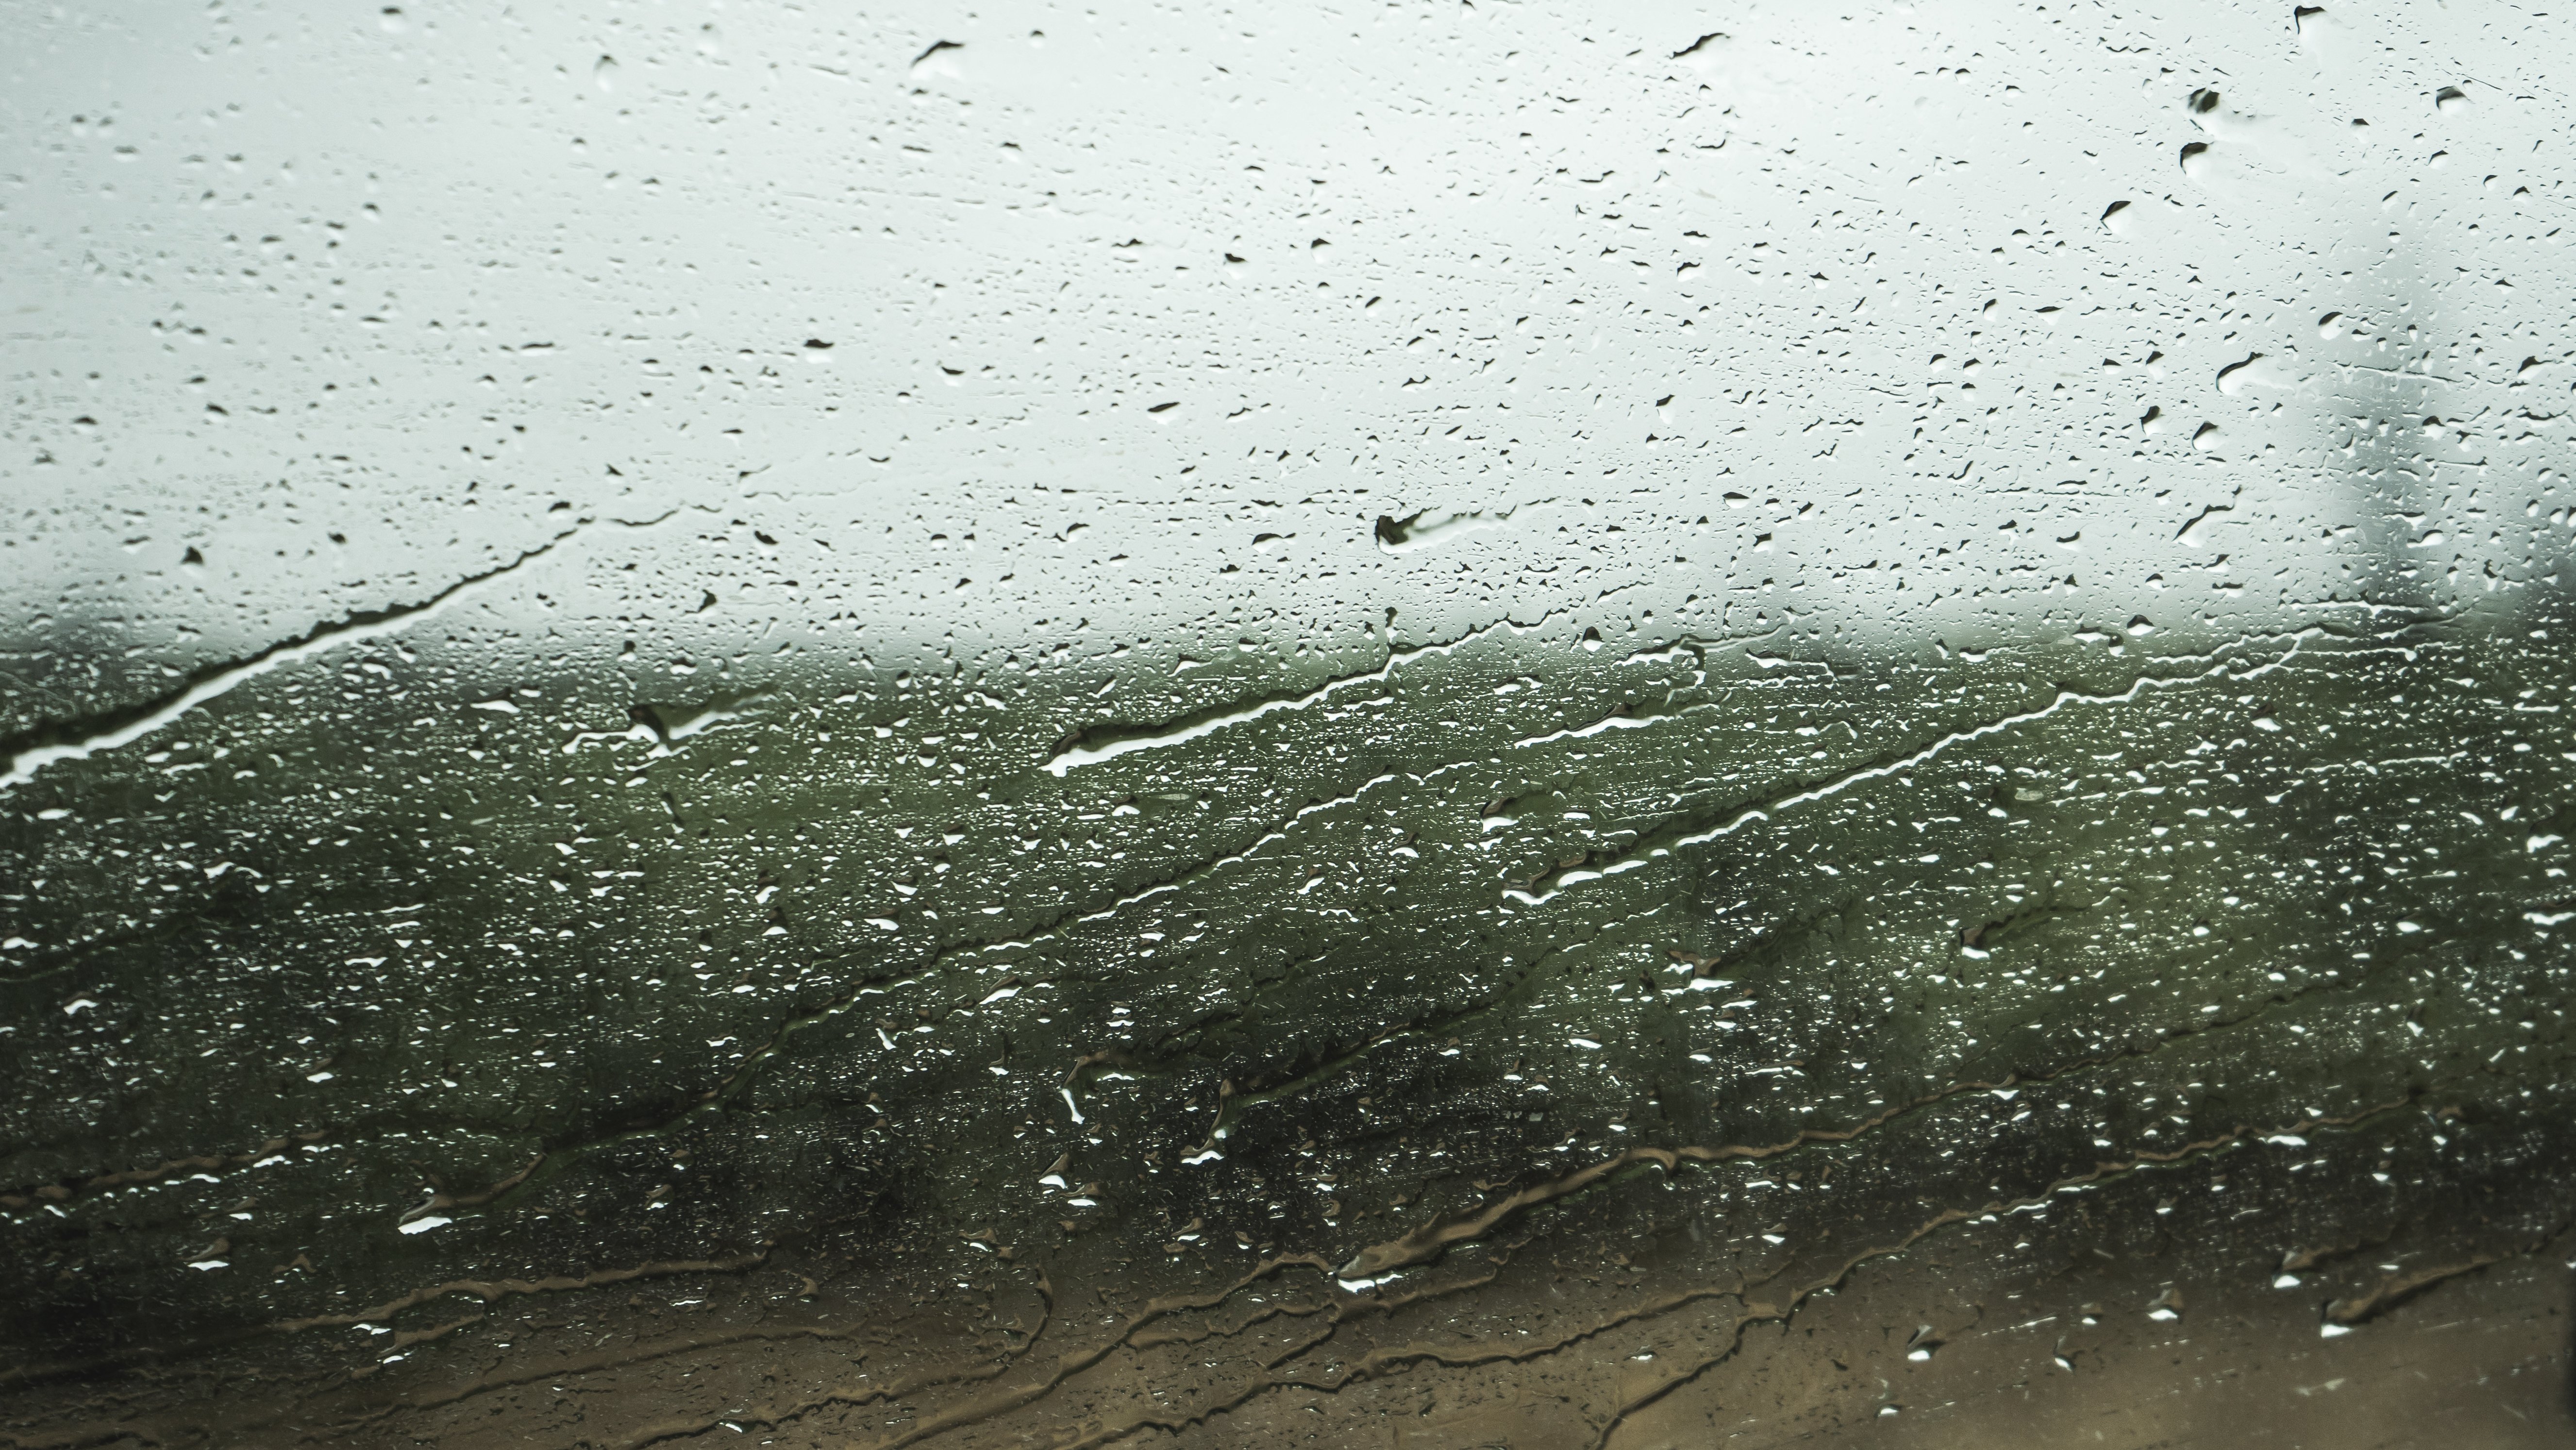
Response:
[[4, 2, 2574, 1446]]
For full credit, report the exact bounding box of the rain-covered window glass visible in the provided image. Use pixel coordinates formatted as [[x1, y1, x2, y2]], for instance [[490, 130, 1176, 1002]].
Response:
[[7, 3, 2575, 1444]]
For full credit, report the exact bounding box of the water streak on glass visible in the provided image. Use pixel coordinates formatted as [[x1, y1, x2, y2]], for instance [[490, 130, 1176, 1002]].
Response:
[[4, 2, 2575, 1445]]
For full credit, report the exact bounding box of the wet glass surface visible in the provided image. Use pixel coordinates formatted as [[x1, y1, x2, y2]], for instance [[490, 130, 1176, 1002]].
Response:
[[6, 2, 2576, 1446]]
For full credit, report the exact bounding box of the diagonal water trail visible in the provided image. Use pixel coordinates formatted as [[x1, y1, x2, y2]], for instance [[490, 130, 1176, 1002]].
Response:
[[1043, 612, 1550, 776], [0, 509, 690, 795], [1504, 627, 2334, 908]]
